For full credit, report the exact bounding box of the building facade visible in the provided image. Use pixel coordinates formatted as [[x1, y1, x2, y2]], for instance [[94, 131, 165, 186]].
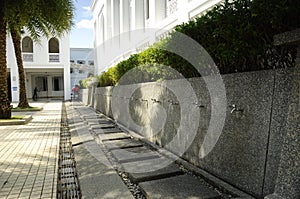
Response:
[[70, 48, 95, 90], [91, 0, 223, 74], [6, 31, 71, 102]]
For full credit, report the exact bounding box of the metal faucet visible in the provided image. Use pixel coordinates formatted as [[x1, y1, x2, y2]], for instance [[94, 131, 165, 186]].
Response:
[[193, 101, 205, 108], [230, 104, 243, 113], [151, 98, 160, 103], [168, 99, 179, 105]]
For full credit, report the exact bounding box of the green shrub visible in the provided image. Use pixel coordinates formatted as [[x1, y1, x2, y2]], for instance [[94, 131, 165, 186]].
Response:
[[172, 0, 298, 73], [79, 77, 93, 89], [97, 0, 299, 87], [98, 67, 117, 86]]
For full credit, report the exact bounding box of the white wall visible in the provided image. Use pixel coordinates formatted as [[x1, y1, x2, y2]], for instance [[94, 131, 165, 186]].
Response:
[[91, 0, 224, 75], [70, 48, 95, 91], [6, 31, 71, 101]]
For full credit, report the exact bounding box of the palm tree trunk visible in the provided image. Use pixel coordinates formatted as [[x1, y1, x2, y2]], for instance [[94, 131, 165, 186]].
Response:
[[0, 9, 12, 119], [11, 29, 30, 108]]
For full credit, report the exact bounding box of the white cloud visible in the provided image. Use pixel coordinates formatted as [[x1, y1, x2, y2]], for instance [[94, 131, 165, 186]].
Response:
[[83, 6, 91, 11], [82, 6, 93, 18], [76, 19, 93, 29]]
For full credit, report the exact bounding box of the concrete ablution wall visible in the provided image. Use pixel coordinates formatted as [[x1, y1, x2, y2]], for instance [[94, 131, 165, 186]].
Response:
[[80, 68, 294, 198]]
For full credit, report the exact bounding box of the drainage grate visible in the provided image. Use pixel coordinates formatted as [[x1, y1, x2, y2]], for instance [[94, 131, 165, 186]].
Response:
[[57, 103, 81, 199]]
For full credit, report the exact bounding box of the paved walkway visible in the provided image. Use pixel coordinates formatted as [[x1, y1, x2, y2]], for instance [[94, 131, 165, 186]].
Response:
[[66, 101, 134, 199], [0, 101, 62, 199]]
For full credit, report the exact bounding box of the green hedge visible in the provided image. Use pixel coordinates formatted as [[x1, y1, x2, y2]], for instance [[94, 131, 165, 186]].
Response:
[[97, 0, 299, 87], [79, 77, 92, 89]]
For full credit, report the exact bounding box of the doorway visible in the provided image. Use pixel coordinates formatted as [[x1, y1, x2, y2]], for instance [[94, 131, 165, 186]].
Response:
[[35, 76, 48, 98]]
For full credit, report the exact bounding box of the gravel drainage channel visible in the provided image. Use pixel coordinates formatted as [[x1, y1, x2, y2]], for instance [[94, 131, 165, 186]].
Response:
[[57, 102, 81, 199]]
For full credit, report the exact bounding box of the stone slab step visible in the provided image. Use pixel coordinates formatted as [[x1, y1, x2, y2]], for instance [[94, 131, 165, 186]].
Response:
[[104, 139, 144, 150], [85, 118, 113, 125], [90, 124, 116, 129], [139, 174, 221, 199], [87, 121, 99, 126], [82, 116, 98, 119], [85, 118, 99, 122], [98, 132, 131, 142], [111, 146, 160, 163], [72, 136, 134, 199], [98, 120, 114, 124], [93, 128, 123, 134], [121, 157, 183, 183]]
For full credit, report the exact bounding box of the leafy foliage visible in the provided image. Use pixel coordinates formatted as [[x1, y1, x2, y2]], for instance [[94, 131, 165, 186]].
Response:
[[79, 77, 93, 89], [5, 0, 74, 40], [98, 0, 299, 87]]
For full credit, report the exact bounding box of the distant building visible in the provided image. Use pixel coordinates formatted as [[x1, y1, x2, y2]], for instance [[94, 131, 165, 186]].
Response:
[[6, 30, 70, 101], [91, 0, 223, 74], [70, 48, 95, 90]]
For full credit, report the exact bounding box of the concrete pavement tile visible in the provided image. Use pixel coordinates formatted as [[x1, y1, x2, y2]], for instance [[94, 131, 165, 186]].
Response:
[[41, 193, 52, 198], [19, 193, 30, 199], [7, 193, 20, 199], [42, 187, 53, 194], [139, 174, 221, 199], [21, 188, 32, 193], [98, 132, 131, 141], [93, 128, 123, 134], [0, 192, 8, 198], [1, 187, 12, 192], [71, 136, 134, 198], [104, 139, 144, 150], [9, 189, 22, 195], [121, 157, 183, 183], [12, 182, 24, 188], [90, 123, 116, 129], [111, 146, 160, 163], [30, 192, 41, 198]]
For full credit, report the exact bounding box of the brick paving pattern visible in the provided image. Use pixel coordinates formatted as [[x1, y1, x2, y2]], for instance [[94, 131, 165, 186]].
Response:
[[0, 101, 62, 199]]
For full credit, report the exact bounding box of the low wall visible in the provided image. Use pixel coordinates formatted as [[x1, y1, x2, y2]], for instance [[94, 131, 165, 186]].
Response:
[[78, 88, 89, 105], [87, 68, 294, 198]]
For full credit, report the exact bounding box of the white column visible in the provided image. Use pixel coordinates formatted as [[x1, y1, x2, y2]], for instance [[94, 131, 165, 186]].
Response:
[[154, 0, 166, 24], [64, 67, 71, 100], [47, 76, 52, 98], [105, 0, 112, 40], [135, 0, 145, 30], [129, 0, 136, 30], [112, 0, 120, 36], [146, 0, 155, 28], [120, 0, 130, 33]]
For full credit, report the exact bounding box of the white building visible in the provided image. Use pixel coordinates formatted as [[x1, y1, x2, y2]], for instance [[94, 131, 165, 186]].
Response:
[[91, 0, 223, 74], [70, 48, 95, 90], [6, 31, 71, 102]]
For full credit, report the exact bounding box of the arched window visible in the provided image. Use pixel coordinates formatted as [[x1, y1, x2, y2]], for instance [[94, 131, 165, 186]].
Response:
[[22, 36, 33, 52], [48, 37, 59, 53]]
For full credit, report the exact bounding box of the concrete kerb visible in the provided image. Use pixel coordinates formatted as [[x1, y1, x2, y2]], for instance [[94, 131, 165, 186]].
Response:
[[0, 101, 49, 126], [11, 107, 43, 112], [0, 115, 32, 126]]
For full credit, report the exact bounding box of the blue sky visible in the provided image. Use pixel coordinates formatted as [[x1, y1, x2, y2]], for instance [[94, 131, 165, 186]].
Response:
[[70, 0, 94, 48]]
